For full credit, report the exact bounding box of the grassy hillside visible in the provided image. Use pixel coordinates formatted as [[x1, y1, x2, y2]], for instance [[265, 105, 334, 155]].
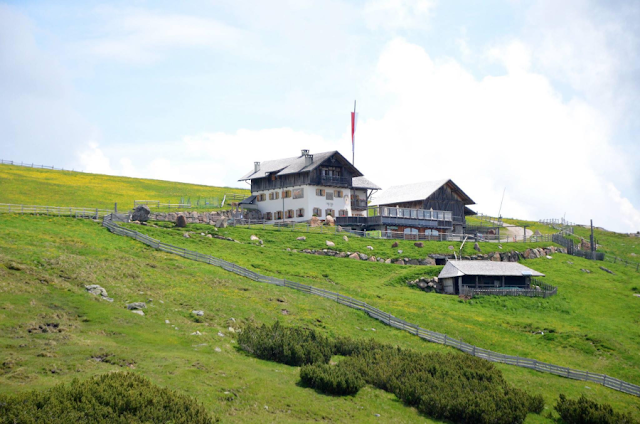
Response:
[[573, 225, 640, 261], [2, 214, 638, 422], [0, 164, 249, 210]]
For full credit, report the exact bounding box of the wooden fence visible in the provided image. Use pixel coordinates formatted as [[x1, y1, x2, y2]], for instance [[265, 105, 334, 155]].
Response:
[[552, 233, 605, 261], [0, 159, 84, 173], [0, 203, 113, 218], [461, 279, 558, 299], [101, 213, 640, 398]]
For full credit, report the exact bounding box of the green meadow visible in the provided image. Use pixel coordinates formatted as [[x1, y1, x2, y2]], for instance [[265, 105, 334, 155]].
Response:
[[1, 166, 639, 422]]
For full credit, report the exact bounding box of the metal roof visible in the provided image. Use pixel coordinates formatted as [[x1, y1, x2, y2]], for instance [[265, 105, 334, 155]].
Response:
[[370, 179, 475, 206], [352, 176, 381, 190], [438, 260, 545, 279], [238, 195, 256, 205], [239, 151, 363, 181]]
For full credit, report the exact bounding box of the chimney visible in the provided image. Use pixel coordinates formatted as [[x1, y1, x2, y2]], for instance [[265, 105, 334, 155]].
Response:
[[254, 162, 260, 172], [304, 154, 313, 166], [301, 149, 309, 156]]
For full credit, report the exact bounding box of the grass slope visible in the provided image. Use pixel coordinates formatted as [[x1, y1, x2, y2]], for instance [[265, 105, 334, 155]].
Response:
[[2, 215, 640, 422], [0, 164, 249, 210]]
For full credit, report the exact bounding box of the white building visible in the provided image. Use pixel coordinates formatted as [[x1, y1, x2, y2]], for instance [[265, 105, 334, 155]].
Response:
[[238, 150, 379, 223]]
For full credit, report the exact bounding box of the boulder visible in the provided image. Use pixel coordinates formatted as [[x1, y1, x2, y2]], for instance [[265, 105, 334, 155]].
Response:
[[368, 256, 377, 262], [192, 310, 204, 316], [366, 246, 374, 251], [131, 310, 145, 316], [349, 253, 360, 260], [175, 215, 187, 228], [473, 242, 481, 252], [423, 257, 436, 266], [384, 258, 392, 264], [325, 215, 335, 226], [490, 252, 501, 262], [326, 240, 335, 247], [394, 260, 405, 265], [336, 252, 347, 258], [131, 205, 151, 222], [407, 259, 419, 265], [343, 235, 349, 242], [126, 302, 146, 310], [417, 281, 428, 289], [85, 285, 108, 298], [358, 253, 369, 261], [398, 250, 403, 254], [414, 242, 424, 248], [183, 233, 190, 238], [215, 217, 228, 228], [392, 242, 399, 248], [310, 216, 322, 227], [296, 236, 306, 241]]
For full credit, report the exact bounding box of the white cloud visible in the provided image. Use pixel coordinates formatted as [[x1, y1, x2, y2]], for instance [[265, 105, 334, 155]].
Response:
[[79, 9, 256, 64], [364, 0, 436, 31], [77, 142, 114, 175]]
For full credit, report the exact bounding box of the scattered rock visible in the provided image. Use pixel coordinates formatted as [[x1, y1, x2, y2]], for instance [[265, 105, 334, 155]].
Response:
[[349, 253, 360, 260], [633, 294, 640, 297], [250, 235, 260, 241], [183, 233, 190, 238], [600, 266, 615, 275], [567, 261, 573, 264], [176, 215, 187, 228], [366, 245, 374, 251], [423, 257, 436, 266], [85, 285, 108, 297], [448, 245, 454, 251], [384, 258, 392, 264], [394, 260, 405, 265], [580, 269, 591, 273], [546, 255, 553, 259], [206, 234, 213, 238], [131, 310, 145, 316], [391, 242, 399, 248], [214, 347, 222, 352], [192, 310, 204, 316], [217, 332, 225, 337], [228, 327, 235, 333], [398, 250, 403, 254], [165, 320, 170, 324], [474, 242, 481, 252], [296, 236, 306, 241], [281, 309, 289, 315], [215, 217, 228, 228], [326, 240, 335, 247], [343, 235, 349, 242], [414, 242, 424, 248], [310, 216, 322, 227], [358, 253, 369, 261], [131, 205, 151, 222], [191, 331, 202, 336], [325, 215, 335, 226], [126, 302, 146, 310]]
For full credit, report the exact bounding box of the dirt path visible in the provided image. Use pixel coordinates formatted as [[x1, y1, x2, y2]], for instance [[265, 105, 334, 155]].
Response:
[[490, 220, 533, 242]]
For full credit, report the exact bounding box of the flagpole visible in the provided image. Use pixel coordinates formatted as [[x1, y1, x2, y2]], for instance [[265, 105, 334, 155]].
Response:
[[352, 100, 356, 165]]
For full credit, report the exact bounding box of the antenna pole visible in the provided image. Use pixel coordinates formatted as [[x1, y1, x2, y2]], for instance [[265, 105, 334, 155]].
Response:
[[352, 100, 356, 165], [498, 187, 506, 218]]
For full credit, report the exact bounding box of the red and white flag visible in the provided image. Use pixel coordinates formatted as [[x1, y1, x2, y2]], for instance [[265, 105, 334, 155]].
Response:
[[351, 110, 358, 146]]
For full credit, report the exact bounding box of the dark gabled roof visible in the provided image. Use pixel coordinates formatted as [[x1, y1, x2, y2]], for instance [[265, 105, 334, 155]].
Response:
[[438, 260, 545, 279], [464, 206, 477, 216], [238, 195, 256, 205], [352, 176, 381, 190], [370, 179, 475, 206], [239, 151, 363, 181]]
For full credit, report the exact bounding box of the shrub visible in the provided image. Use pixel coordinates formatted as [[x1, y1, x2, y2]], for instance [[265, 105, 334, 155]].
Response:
[[0, 372, 215, 424], [528, 393, 545, 414], [300, 363, 365, 396], [238, 321, 333, 366], [555, 394, 637, 424]]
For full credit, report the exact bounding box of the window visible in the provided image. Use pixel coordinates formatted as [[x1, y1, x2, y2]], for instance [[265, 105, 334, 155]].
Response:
[[326, 192, 334, 200], [274, 191, 280, 200], [296, 208, 305, 218], [265, 212, 273, 220], [334, 190, 343, 198], [325, 209, 335, 218], [269, 192, 275, 200], [257, 193, 266, 202], [338, 209, 348, 217], [404, 228, 419, 240], [275, 211, 283, 220], [316, 188, 325, 196], [286, 209, 295, 219], [313, 207, 322, 217], [292, 188, 304, 199], [283, 190, 292, 198]]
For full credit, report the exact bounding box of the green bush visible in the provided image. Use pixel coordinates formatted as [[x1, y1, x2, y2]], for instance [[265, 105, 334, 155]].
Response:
[[238, 321, 333, 366], [239, 322, 545, 424], [0, 372, 215, 424], [555, 394, 637, 424], [300, 363, 365, 396]]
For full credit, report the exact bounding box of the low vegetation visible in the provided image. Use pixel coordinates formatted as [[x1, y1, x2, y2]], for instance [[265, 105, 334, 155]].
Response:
[[240, 322, 544, 424], [0, 372, 215, 424], [0, 164, 248, 210], [555, 394, 638, 424]]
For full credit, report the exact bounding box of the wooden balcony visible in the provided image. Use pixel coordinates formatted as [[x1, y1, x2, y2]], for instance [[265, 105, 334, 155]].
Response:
[[351, 199, 368, 210], [311, 175, 350, 187]]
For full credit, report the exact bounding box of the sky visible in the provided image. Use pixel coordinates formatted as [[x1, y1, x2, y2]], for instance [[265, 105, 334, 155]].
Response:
[[1, 0, 639, 232]]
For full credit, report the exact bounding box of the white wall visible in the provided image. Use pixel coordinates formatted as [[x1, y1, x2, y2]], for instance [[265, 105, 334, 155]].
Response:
[[253, 185, 353, 222]]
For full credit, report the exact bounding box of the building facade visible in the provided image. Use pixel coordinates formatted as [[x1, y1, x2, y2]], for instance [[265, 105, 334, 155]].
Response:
[[238, 150, 379, 223], [335, 179, 476, 237]]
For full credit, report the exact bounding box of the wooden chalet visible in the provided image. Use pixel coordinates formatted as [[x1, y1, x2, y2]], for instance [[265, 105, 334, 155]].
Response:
[[438, 261, 545, 295]]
